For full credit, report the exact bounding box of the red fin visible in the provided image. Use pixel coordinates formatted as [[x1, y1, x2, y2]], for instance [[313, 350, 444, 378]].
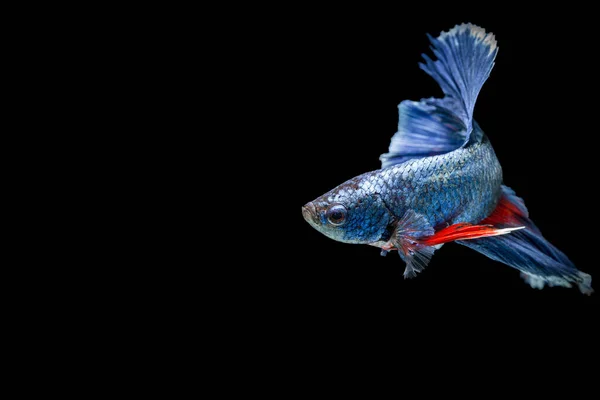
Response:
[[420, 188, 529, 246], [481, 191, 528, 227], [419, 223, 524, 246]]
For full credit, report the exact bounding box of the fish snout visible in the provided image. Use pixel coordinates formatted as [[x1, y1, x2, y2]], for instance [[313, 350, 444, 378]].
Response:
[[302, 202, 317, 224]]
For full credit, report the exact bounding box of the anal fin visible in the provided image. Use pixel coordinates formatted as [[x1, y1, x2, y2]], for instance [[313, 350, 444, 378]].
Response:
[[457, 185, 593, 295]]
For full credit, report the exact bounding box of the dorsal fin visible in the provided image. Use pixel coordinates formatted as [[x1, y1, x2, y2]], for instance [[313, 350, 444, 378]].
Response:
[[380, 97, 468, 168], [380, 24, 498, 169]]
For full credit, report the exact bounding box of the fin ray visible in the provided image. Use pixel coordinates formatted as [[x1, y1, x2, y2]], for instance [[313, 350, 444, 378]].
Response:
[[458, 186, 593, 295], [419, 223, 524, 246], [402, 245, 436, 279], [380, 23, 498, 168], [419, 24, 498, 127], [393, 210, 438, 278], [380, 98, 468, 168]]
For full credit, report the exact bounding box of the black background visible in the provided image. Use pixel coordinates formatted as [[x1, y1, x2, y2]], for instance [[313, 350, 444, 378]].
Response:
[[21, 5, 598, 386], [254, 10, 599, 328], [98, 5, 600, 385]]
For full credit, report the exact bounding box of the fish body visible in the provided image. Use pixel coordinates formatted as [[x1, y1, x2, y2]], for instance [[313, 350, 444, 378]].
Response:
[[302, 24, 593, 294]]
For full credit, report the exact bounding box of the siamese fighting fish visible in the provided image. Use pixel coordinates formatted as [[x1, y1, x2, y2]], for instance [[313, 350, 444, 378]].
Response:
[[302, 23, 593, 294]]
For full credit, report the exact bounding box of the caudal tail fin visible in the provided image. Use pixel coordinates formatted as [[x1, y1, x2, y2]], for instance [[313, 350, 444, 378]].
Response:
[[457, 186, 593, 295]]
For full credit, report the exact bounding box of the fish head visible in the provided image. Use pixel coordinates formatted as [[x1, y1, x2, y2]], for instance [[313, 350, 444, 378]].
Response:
[[302, 178, 391, 244]]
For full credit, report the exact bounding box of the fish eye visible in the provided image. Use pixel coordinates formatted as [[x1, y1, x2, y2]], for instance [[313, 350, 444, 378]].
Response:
[[326, 204, 347, 226]]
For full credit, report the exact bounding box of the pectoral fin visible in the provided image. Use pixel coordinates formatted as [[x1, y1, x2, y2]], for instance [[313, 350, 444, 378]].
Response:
[[392, 210, 440, 279], [399, 245, 437, 279]]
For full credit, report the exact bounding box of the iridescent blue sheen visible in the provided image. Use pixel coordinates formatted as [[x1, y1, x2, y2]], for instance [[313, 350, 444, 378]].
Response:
[[308, 126, 501, 243], [302, 23, 593, 294]]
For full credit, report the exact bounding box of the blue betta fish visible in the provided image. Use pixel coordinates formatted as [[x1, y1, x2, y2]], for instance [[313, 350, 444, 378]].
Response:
[[302, 23, 593, 294]]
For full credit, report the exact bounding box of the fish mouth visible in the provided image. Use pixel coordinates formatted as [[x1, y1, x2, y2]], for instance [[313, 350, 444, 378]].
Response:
[[302, 202, 318, 224]]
